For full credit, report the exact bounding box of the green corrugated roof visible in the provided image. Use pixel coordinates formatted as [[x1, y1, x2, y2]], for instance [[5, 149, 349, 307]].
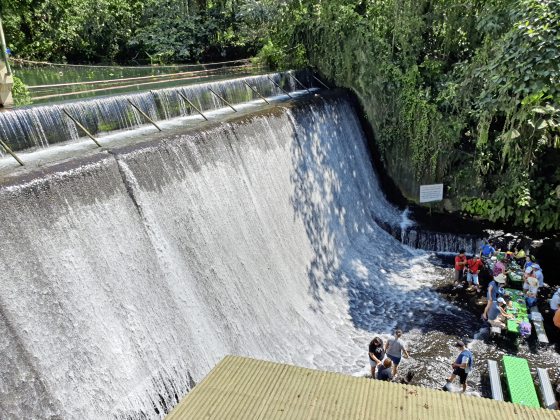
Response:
[[166, 356, 559, 420]]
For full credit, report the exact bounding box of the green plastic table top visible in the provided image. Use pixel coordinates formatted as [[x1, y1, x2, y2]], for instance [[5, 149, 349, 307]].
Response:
[[506, 319, 519, 333], [502, 355, 540, 408], [508, 272, 523, 283], [504, 288, 530, 335]]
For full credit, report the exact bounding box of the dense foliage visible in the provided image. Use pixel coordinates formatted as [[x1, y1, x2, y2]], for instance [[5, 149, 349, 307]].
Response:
[[1, 0, 275, 63], [265, 0, 560, 232], [11, 75, 31, 106]]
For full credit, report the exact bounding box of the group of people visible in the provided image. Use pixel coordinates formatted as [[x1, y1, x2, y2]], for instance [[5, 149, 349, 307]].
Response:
[[455, 241, 560, 331], [453, 249, 484, 292], [367, 330, 409, 381], [368, 332, 474, 393]]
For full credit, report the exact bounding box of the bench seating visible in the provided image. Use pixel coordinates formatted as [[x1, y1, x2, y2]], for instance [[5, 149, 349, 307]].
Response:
[[487, 360, 504, 401], [530, 306, 549, 345], [537, 368, 558, 410]]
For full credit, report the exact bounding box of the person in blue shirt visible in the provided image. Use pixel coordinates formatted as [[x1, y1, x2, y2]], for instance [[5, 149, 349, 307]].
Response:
[[481, 241, 496, 258], [482, 274, 506, 320], [443, 341, 473, 393]]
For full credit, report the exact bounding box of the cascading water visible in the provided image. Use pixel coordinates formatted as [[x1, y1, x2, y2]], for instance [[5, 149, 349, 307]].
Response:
[[399, 227, 483, 255], [0, 94, 558, 419], [0, 70, 311, 154]]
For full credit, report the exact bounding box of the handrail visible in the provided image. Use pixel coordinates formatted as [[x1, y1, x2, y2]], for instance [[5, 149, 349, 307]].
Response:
[[31, 65, 254, 101], [27, 64, 255, 89], [10, 57, 251, 70]]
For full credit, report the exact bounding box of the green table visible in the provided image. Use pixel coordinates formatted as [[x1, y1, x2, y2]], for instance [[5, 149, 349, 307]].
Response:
[[504, 289, 529, 334], [502, 355, 540, 408], [507, 271, 523, 287]]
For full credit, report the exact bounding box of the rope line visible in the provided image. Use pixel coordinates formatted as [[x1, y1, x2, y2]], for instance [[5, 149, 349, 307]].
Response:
[[27, 64, 258, 89], [31, 66, 257, 101], [9, 57, 252, 69]]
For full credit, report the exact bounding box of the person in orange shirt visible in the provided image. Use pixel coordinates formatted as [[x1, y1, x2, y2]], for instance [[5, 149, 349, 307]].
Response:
[[554, 308, 560, 329]]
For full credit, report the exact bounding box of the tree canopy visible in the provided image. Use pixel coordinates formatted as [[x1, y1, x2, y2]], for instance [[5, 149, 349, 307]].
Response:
[[1, 0, 276, 63]]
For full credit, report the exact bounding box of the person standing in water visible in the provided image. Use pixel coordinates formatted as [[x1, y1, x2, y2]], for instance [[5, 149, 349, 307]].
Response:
[[443, 341, 473, 393], [385, 329, 409, 377], [368, 337, 385, 379], [453, 249, 467, 288]]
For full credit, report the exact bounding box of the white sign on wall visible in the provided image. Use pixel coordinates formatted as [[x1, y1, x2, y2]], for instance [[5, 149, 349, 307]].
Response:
[[419, 184, 444, 203]]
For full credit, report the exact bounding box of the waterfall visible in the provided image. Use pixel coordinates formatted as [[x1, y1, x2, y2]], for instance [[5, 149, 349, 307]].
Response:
[[0, 71, 314, 155], [399, 227, 482, 255], [0, 95, 483, 419]]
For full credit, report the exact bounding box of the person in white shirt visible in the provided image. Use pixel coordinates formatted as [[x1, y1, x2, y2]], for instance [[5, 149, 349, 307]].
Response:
[[550, 288, 560, 311]]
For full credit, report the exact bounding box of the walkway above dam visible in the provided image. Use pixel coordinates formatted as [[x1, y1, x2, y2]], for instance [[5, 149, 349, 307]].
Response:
[[166, 356, 559, 419]]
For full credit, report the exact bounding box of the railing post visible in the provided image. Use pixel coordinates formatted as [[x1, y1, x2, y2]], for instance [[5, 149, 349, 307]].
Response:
[[267, 75, 293, 98], [208, 87, 237, 112], [177, 92, 208, 121], [243, 81, 270, 105], [0, 137, 24, 166], [62, 108, 102, 147], [127, 99, 162, 131], [290, 74, 311, 93], [312, 74, 330, 89]]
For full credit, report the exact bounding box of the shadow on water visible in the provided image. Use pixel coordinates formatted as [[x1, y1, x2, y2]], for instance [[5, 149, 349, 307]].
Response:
[[285, 93, 560, 392], [286, 94, 478, 337]]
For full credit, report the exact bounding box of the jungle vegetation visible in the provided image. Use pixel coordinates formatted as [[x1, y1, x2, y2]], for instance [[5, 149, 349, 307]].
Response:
[[2, 0, 559, 231], [262, 0, 560, 232]]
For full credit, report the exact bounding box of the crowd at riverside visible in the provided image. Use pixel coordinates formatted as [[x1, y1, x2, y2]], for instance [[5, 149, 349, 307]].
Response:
[[453, 242, 560, 330], [366, 242, 560, 398]]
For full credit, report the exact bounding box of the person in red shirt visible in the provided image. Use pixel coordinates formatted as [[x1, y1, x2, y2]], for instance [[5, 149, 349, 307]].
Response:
[[454, 249, 467, 287], [466, 255, 484, 292]]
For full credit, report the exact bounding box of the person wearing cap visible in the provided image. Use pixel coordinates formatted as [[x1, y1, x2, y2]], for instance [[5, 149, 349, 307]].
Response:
[[443, 341, 473, 393], [483, 273, 506, 320], [466, 255, 484, 292], [532, 264, 544, 288], [488, 297, 513, 328]]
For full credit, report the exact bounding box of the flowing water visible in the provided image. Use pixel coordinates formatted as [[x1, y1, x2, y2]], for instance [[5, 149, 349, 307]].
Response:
[[0, 94, 558, 419], [0, 70, 312, 154]]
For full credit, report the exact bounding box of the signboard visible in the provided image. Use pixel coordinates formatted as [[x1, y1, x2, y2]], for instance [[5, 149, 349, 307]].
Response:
[[419, 184, 443, 203]]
